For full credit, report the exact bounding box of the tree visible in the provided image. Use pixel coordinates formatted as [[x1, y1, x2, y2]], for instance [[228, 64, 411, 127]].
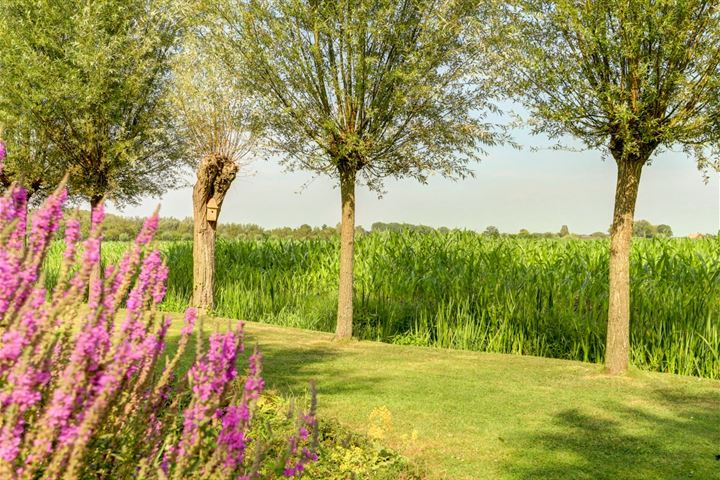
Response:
[[483, 225, 500, 237], [656, 224, 673, 238], [502, 0, 720, 373], [0, 0, 190, 220], [216, 0, 501, 337], [559, 225, 570, 237], [632, 219, 656, 238], [632, 220, 673, 238], [172, 24, 257, 313], [0, 0, 190, 282]]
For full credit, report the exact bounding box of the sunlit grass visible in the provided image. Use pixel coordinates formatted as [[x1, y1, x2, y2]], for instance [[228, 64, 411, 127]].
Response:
[[169, 318, 720, 480]]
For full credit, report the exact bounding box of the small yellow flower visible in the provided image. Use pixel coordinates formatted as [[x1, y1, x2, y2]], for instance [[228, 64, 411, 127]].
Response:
[[367, 405, 393, 441]]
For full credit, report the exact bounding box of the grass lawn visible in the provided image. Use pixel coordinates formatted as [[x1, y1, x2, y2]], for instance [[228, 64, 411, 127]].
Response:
[[169, 317, 720, 480]]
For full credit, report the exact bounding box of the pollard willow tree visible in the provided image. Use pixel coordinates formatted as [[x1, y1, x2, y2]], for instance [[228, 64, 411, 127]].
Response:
[[215, 0, 501, 338], [0, 0, 191, 272], [172, 30, 257, 312], [500, 0, 720, 373]]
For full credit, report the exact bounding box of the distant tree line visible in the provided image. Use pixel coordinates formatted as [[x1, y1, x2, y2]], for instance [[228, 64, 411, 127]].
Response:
[[632, 220, 673, 239], [63, 214, 680, 241], [491, 221, 674, 240], [64, 211, 348, 241]]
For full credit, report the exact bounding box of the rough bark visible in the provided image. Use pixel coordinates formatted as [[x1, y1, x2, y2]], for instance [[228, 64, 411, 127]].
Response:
[[192, 153, 238, 314], [335, 167, 356, 339], [606, 155, 645, 375]]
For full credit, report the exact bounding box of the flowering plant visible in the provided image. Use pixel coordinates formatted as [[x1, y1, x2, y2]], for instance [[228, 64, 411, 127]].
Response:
[[0, 141, 317, 479]]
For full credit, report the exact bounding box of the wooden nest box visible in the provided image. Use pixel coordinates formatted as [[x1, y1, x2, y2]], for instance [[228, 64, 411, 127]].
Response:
[[206, 198, 219, 222]]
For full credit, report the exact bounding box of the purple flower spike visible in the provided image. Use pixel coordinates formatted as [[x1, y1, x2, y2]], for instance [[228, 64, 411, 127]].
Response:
[[218, 406, 248, 468], [182, 308, 197, 336], [135, 213, 159, 246], [64, 218, 81, 260], [90, 203, 105, 234]]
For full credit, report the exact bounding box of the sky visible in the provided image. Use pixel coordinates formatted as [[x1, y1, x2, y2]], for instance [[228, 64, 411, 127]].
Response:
[[108, 128, 719, 238]]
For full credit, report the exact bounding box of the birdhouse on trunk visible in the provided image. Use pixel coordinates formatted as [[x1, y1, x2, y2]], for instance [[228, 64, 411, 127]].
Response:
[[206, 198, 218, 222]]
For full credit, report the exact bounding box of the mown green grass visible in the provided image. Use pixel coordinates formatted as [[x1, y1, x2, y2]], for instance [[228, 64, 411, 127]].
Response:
[[44, 232, 720, 378], [168, 318, 720, 480]]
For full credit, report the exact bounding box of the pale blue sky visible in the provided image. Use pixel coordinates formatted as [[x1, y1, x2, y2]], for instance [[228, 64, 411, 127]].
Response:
[[109, 128, 719, 237]]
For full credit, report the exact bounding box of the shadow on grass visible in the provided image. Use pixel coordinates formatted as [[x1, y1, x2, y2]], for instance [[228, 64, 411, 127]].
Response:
[[246, 339, 385, 400], [503, 387, 720, 480], [164, 329, 381, 401]]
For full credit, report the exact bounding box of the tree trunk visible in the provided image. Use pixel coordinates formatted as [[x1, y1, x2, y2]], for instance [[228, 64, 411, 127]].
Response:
[[606, 157, 645, 375], [335, 168, 356, 339], [89, 195, 103, 287], [193, 188, 216, 314], [192, 153, 238, 314]]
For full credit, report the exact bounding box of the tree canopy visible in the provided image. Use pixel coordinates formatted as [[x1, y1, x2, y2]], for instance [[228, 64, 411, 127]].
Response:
[[172, 20, 257, 169], [501, 0, 720, 165], [0, 124, 62, 204], [214, 0, 501, 189], [633, 220, 673, 238], [0, 0, 191, 207]]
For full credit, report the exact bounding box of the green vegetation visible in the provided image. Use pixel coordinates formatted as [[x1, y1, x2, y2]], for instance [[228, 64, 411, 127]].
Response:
[[56, 211, 343, 242], [633, 220, 673, 239], [499, 0, 720, 375], [246, 394, 421, 479], [173, 319, 720, 480], [58, 212, 686, 242], [45, 231, 720, 379], [0, 0, 189, 208], [214, 0, 503, 339], [5, 0, 720, 476]]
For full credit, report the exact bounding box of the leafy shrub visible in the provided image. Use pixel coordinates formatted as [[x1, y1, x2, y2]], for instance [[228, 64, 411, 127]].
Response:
[[0, 143, 317, 479], [305, 417, 423, 480], [246, 393, 422, 479]]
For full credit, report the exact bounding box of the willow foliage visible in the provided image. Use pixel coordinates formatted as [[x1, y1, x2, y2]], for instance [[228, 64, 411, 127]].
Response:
[[0, 0, 192, 206], [213, 0, 502, 188]]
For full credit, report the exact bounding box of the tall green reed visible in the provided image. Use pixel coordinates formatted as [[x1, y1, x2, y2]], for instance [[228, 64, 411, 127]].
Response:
[[43, 231, 720, 378]]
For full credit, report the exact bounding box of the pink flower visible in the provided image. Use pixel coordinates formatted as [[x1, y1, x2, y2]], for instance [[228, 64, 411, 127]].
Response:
[[91, 203, 105, 231], [135, 213, 159, 245], [0, 420, 23, 462], [217, 406, 248, 468], [63, 218, 81, 260], [0, 181, 319, 477], [181, 308, 197, 336]]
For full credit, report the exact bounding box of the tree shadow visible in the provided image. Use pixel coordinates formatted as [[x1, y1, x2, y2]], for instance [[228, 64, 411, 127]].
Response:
[[163, 328, 384, 402], [243, 336, 385, 400], [503, 387, 720, 479]]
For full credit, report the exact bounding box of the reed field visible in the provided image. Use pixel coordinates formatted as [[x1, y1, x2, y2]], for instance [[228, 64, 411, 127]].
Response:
[[44, 232, 720, 379]]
